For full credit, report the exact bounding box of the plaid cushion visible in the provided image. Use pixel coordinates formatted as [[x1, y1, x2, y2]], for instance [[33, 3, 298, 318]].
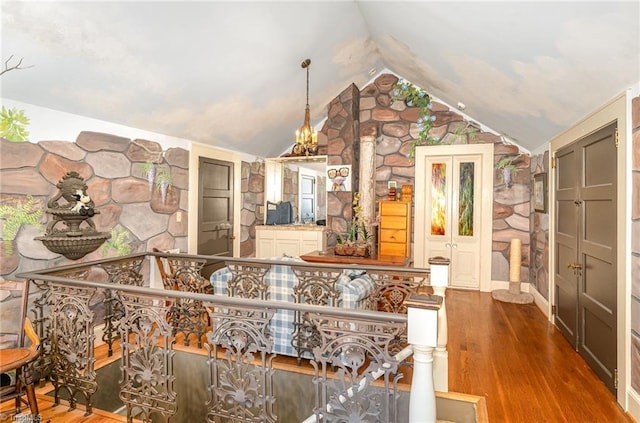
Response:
[[210, 257, 376, 357]]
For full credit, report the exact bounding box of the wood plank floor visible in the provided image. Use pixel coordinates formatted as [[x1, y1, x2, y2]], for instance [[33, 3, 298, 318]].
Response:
[[447, 289, 634, 423], [1, 289, 636, 422]]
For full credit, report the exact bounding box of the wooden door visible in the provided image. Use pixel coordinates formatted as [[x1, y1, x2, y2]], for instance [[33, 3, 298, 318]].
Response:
[[553, 123, 617, 393], [198, 157, 234, 278], [554, 144, 579, 347], [300, 174, 315, 223], [423, 154, 482, 289]]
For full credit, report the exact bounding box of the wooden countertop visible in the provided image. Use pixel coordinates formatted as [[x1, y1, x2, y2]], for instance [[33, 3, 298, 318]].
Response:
[[256, 224, 326, 231], [300, 249, 410, 267]]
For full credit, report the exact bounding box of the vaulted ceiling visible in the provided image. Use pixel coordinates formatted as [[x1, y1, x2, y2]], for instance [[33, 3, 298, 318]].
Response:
[[2, 1, 638, 157]]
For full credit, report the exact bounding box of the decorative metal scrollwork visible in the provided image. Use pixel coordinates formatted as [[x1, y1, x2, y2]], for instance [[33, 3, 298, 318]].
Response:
[[118, 292, 177, 423], [101, 258, 144, 356], [366, 271, 428, 355], [290, 267, 343, 361], [226, 262, 270, 300], [205, 305, 276, 423], [309, 313, 406, 422], [48, 283, 97, 413], [164, 257, 211, 347]]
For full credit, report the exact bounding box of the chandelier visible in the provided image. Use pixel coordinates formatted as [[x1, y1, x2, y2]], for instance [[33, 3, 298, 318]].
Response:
[[291, 58, 318, 156]]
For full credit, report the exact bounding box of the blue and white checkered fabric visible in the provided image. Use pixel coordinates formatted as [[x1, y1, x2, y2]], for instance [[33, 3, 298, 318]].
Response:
[[210, 256, 376, 357]]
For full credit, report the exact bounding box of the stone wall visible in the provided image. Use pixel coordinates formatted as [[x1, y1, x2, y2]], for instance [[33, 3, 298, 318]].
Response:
[[530, 152, 550, 299], [631, 94, 640, 392], [0, 132, 188, 278], [359, 73, 530, 282], [240, 161, 264, 257], [324, 83, 360, 237]]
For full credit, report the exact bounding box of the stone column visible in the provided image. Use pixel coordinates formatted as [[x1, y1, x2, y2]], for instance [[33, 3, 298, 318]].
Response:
[[359, 134, 376, 236], [325, 84, 360, 239]]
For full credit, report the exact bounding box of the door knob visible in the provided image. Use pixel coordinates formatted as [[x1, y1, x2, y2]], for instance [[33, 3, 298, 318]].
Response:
[[452, 243, 458, 249], [445, 242, 451, 248], [567, 262, 583, 277]]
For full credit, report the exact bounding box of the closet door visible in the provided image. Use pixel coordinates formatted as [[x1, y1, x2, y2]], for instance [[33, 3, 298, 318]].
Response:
[[553, 123, 617, 393], [424, 155, 481, 289]]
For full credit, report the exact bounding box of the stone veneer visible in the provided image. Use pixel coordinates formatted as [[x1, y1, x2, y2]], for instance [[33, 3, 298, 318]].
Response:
[[631, 94, 640, 392], [240, 161, 265, 257], [323, 84, 361, 237], [359, 74, 530, 281], [0, 132, 188, 278], [530, 151, 550, 298]]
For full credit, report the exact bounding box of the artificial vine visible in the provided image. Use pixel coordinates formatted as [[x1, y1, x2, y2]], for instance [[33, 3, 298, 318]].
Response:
[[0, 105, 30, 142], [391, 79, 440, 158], [102, 227, 132, 257], [496, 154, 523, 187], [0, 196, 43, 255]]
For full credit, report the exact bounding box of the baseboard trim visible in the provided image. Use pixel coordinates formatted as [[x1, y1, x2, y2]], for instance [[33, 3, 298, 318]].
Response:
[[628, 388, 640, 422], [529, 286, 550, 319], [490, 280, 530, 292]]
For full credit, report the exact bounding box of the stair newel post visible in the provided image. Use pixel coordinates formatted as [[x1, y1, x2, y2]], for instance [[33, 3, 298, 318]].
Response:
[[429, 256, 450, 392], [406, 292, 442, 423]]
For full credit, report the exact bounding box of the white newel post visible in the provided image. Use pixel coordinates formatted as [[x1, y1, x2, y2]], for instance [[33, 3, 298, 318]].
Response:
[[406, 293, 442, 423], [429, 256, 450, 392]]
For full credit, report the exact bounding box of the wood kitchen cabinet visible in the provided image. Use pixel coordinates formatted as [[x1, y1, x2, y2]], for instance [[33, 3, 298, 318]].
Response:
[[378, 200, 411, 258]]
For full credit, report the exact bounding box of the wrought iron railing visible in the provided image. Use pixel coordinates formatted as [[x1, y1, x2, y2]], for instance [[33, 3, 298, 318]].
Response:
[[17, 252, 447, 423]]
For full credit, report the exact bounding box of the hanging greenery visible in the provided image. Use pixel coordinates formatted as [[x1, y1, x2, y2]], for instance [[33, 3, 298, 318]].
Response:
[[495, 154, 523, 187], [155, 166, 173, 204], [102, 228, 132, 257], [0, 105, 30, 142], [391, 79, 441, 158], [0, 196, 43, 255]]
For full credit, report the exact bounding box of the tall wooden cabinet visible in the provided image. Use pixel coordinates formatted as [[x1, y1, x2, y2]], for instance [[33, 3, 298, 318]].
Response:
[[378, 200, 411, 258]]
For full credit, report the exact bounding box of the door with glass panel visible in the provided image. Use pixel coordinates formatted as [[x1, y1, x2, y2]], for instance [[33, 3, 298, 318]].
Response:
[[424, 155, 481, 289]]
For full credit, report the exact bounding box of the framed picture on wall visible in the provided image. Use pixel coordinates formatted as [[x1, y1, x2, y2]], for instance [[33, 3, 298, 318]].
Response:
[[533, 173, 547, 213], [327, 165, 351, 192]]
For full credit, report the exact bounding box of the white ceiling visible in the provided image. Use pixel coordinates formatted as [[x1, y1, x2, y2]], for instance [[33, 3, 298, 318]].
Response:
[[1, 1, 639, 157]]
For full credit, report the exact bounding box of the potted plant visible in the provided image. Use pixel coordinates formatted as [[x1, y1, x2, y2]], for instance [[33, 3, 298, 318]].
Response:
[[334, 193, 371, 257], [155, 166, 173, 204], [495, 155, 523, 188]]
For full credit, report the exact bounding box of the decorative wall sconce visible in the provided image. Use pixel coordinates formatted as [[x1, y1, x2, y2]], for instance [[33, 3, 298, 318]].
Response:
[[36, 171, 110, 260], [290, 58, 318, 157]]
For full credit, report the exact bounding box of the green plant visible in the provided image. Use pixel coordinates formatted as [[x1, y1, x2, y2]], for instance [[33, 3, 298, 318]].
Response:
[[0, 106, 30, 142], [0, 196, 43, 255], [496, 154, 523, 187], [391, 79, 440, 158], [155, 166, 173, 204], [336, 192, 370, 246], [452, 123, 479, 142], [102, 228, 132, 257], [142, 160, 157, 191]]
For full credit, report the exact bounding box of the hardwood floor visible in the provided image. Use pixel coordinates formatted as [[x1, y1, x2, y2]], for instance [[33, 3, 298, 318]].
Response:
[[1, 289, 635, 422], [447, 289, 634, 423]]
